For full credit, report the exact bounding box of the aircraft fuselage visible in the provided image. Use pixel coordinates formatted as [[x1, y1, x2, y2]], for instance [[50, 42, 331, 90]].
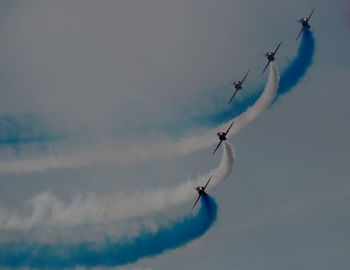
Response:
[[233, 81, 242, 90], [195, 186, 207, 196], [300, 18, 311, 28], [266, 52, 275, 62], [217, 132, 227, 141]]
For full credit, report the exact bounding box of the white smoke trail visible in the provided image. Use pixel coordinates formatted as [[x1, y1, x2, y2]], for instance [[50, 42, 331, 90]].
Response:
[[166, 62, 280, 154], [0, 63, 278, 175], [0, 142, 234, 230], [228, 62, 280, 136]]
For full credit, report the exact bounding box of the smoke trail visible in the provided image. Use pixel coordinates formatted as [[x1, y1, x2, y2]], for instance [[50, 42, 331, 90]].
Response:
[[213, 62, 279, 137], [0, 60, 275, 174], [0, 114, 61, 146], [173, 61, 279, 152], [0, 142, 232, 229], [198, 29, 315, 126], [0, 30, 313, 175], [0, 196, 217, 269], [275, 28, 315, 101]]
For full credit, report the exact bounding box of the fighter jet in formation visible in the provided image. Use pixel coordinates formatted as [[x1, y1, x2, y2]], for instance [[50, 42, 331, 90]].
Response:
[[192, 176, 212, 209], [228, 70, 250, 104], [296, 7, 316, 40], [189, 8, 318, 209], [212, 121, 235, 155], [261, 41, 282, 75]]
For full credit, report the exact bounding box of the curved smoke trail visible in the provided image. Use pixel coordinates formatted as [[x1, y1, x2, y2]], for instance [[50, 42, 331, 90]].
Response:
[[0, 59, 276, 175], [208, 62, 279, 138], [0, 142, 232, 229], [0, 30, 313, 176], [203, 29, 315, 125], [0, 196, 217, 269], [167, 62, 279, 153], [275, 28, 315, 101]]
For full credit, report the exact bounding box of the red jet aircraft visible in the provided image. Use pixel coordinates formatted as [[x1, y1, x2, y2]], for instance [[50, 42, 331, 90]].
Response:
[[192, 176, 212, 209], [296, 7, 316, 40], [261, 41, 282, 75], [228, 70, 250, 104], [212, 120, 235, 155]]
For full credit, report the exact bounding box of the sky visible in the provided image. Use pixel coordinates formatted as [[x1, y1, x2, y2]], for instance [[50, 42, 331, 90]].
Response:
[[0, 0, 350, 269]]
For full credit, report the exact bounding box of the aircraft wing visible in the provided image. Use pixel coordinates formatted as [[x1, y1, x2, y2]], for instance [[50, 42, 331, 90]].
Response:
[[274, 41, 282, 55], [192, 194, 202, 209], [296, 27, 304, 41], [228, 89, 239, 104], [204, 176, 212, 189], [261, 60, 270, 75], [308, 7, 316, 20], [212, 140, 223, 155], [241, 70, 250, 84], [225, 120, 235, 135]]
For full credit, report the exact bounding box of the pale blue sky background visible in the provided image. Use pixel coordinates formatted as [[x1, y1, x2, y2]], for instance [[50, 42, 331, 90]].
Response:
[[0, 0, 349, 269]]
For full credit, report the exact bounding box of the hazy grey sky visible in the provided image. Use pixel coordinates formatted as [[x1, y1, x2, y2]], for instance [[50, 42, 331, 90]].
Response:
[[0, 0, 350, 269]]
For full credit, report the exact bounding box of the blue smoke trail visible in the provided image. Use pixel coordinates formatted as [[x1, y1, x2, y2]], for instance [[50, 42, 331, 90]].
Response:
[[274, 28, 315, 102], [200, 29, 315, 126], [0, 113, 62, 147], [0, 196, 217, 269], [0, 31, 314, 143], [157, 28, 315, 135]]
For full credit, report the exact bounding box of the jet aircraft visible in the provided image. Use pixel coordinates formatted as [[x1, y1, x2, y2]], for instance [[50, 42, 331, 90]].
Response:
[[296, 7, 316, 40], [261, 41, 282, 75], [192, 176, 212, 209], [212, 120, 235, 155], [228, 70, 250, 104]]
